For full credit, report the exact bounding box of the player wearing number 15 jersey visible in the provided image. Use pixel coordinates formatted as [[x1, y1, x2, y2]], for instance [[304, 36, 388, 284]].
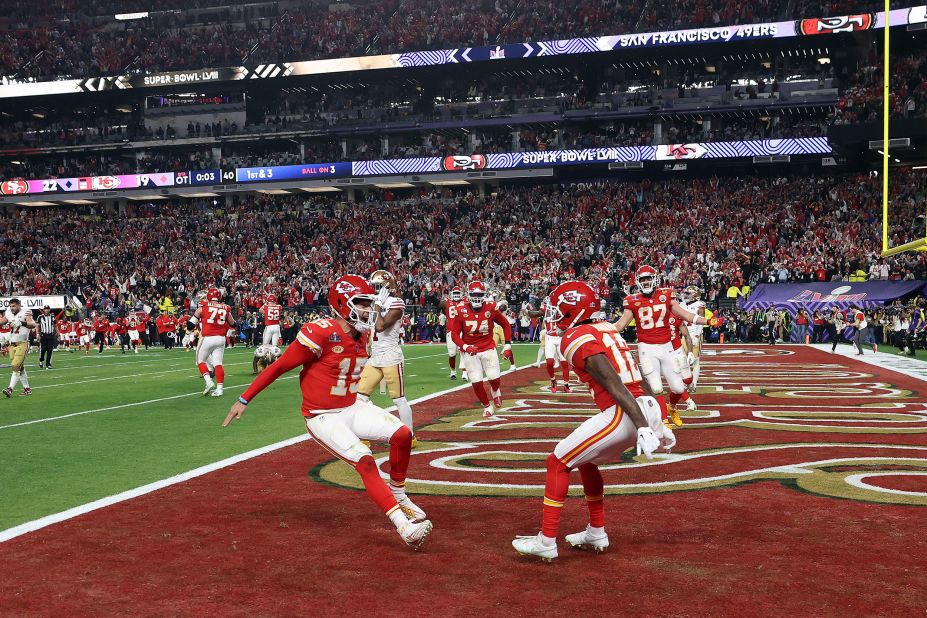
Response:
[[189, 288, 236, 397], [223, 275, 433, 550], [448, 280, 514, 418], [614, 265, 707, 427], [512, 281, 675, 561]]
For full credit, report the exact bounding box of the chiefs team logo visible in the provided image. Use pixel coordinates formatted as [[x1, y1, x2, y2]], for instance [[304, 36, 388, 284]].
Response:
[[332, 346, 344, 354], [442, 154, 487, 172], [556, 290, 585, 306], [92, 175, 120, 190], [484, 311, 491, 318], [797, 14, 874, 35], [656, 144, 708, 161], [659, 295, 667, 302], [0, 179, 28, 195], [335, 281, 360, 295]]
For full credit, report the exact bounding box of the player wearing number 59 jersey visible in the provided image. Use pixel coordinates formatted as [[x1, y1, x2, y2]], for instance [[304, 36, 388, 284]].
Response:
[[189, 288, 236, 397], [448, 280, 514, 418], [614, 265, 707, 426], [512, 281, 675, 561], [223, 275, 433, 550]]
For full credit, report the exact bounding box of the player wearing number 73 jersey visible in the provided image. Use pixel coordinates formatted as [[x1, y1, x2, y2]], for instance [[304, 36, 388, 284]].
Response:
[[223, 275, 433, 550], [513, 280, 676, 561], [614, 265, 707, 426], [189, 288, 236, 397]]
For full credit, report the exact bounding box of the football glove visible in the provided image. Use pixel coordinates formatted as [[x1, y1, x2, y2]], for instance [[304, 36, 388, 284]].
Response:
[[502, 343, 514, 364], [658, 425, 677, 452], [375, 287, 391, 309], [462, 344, 478, 355], [687, 352, 696, 367], [636, 427, 660, 459]]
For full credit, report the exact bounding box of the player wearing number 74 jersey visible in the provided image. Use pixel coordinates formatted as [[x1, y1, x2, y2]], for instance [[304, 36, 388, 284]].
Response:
[[513, 281, 676, 561], [189, 288, 236, 397], [223, 275, 433, 550]]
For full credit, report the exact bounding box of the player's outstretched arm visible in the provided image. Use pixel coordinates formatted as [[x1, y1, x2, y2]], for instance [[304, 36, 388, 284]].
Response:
[[613, 308, 634, 331], [671, 300, 706, 326], [222, 342, 315, 427]]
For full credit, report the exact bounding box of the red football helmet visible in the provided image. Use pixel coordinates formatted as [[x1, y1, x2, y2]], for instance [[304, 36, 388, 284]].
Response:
[[635, 265, 660, 295], [467, 280, 487, 308], [267, 293, 277, 304], [449, 286, 463, 302], [548, 281, 601, 331], [206, 288, 221, 302], [328, 274, 377, 332]]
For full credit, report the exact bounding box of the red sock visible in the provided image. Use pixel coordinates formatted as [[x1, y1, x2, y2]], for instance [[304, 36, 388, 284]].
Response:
[[561, 361, 570, 383], [669, 391, 682, 408], [215, 366, 224, 384], [545, 358, 556, 379], [355, 455, 398, 514], [542, 454, 571, 538], [449, 355, 456, 370], [471, 381, 490, 405], [656, 395, 668, 420], [579, 463, 605, 528], [679, 390, 690, 403], [197, 362, 210, 376], [85, 344, 90, 352], [488, 378, 501, 393], [388, 426, 412, 486]]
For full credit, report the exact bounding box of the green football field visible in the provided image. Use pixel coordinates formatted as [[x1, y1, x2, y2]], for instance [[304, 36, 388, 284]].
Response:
[[0, 342, 538, 533]]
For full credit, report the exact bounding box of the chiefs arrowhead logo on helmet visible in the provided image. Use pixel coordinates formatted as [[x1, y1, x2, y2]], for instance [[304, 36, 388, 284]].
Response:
[[329, 274, 377, 332], [206, 288, 221, 302], [548, 281, 600, 331]]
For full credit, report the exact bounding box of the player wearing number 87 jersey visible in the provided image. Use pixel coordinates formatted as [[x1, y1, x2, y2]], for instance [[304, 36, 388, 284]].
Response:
[[223, 275, 433, 550], [613, 265, 707, 426], [512, 281, 676, 562], [189, 288, 236, 397]]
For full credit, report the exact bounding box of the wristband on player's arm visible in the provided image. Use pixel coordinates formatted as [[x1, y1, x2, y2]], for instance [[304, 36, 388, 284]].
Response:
[[238, 396, 249, 405]]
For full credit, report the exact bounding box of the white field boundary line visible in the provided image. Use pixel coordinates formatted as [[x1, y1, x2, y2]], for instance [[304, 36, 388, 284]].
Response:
[[0, 363, 533, 543]]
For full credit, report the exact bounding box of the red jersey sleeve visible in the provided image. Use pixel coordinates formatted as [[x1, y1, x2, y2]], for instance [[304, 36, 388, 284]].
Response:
[[561, 327, 607, 371], [449, 315, 465, 349]]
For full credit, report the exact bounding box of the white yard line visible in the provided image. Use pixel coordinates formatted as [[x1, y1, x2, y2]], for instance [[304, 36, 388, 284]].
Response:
[[0, 364, 531, 543], [807, 343, 927, 383]]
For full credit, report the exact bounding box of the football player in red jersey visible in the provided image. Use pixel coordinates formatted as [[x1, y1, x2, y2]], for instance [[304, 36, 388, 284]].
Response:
[[440, 286, 467, 381], [223, 275, 433, 550], [448, 280, 514, 418], [260, 293, 283, 346], [513, 281, 675, 561], [126, 313, 142, 354], [56, 319, 74, 353], [614, 265, 707, 427], [78, 317, 93, 354], [92, 312, 110, 353], [189, 288, 236, 397], [112, 317, 128, 354]]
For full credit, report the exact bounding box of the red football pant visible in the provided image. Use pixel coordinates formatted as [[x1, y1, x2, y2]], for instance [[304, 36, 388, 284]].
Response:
[[561, 361, 570, 383], [215, 366, 224, 385], [546, 359, 556, 380], [669, 391, 682, 408], [355, 456, 399, 515], [471, 380, 490, 406], [579, 463, 605, 528], [489, 378, 501, 393], [388, 426, 412, 486], [197, 362, 210, 377]]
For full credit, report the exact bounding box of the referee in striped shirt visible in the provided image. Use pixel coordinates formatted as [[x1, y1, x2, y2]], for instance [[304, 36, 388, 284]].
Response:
[[37, 305, 57, 369]]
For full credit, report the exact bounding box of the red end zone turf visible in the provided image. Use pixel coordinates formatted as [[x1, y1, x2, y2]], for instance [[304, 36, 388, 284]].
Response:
[[1, 345, 926, 617]]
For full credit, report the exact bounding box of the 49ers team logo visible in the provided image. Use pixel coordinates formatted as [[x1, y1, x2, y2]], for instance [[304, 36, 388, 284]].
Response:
[[797, 14, 874, 35], [0, 179, 28, 195], [442, 155, 487, 171]]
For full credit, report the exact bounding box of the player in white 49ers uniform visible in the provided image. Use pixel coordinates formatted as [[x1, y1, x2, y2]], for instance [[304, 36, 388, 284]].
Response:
[[261, 294, 283, 346], [614, 265, 707, 427], [189, 288, 236, 397], [513, 281, 675, 561], [448, 281, 514, 418], [442, 286, 468, 381], [0, 298, 37, 397], [357, 270, 415, 433], [680, 286, 706, 391], [223, 275, 433, 550], [527, 295, 571, 393]]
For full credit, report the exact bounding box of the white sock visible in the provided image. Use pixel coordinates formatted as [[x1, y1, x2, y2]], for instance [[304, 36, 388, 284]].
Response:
[[204, 374, 214, 386], [491, 388, 501, 400], [19, 370, 29, 389], [388, 507, 410, 530], [540, 533, 557, 547], [9, 372, 19, 389], [394, 397, 413, 429], [536, 347, 544, 364]]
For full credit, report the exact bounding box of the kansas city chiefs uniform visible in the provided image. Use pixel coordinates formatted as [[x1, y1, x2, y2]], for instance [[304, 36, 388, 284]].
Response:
[[623, 287, 689, 397]]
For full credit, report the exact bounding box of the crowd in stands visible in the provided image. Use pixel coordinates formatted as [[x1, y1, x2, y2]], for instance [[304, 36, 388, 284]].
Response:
[[1, 170, 924, 325], [0, 0, 907, 81], [835, 52, 927, 124]]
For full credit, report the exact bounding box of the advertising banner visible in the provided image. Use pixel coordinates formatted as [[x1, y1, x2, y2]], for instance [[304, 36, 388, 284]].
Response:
[[741, 281, 927, 312]]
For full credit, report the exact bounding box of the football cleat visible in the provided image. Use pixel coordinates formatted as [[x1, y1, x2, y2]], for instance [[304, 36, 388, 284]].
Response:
[[462, 374, 469, 382], [211, 388, 224, 397], [399, 519, 433, 550], [550, 381, 558, 394], [411, 437, 419, 449], [2, 387, 12, 398], [203, 382, 216, 396], [449, 373, 457, 380], [492, 393, 503, 410], [562, 384, 572, 393], [663, 419, 674, 430], [394, 494, 427, 523], [669, 407, 684, 427], [565, 526, 610, 552], [685, 397, 696, 411], [482, 406, 494, 418], [512, 533, 558, 562], [19, 388, 32, 397]]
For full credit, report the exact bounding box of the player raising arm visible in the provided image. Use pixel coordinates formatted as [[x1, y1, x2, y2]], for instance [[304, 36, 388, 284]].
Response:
[[513, 281, 674, 561], [223, 275, 433, 550], [448, 280, 514, 418]]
